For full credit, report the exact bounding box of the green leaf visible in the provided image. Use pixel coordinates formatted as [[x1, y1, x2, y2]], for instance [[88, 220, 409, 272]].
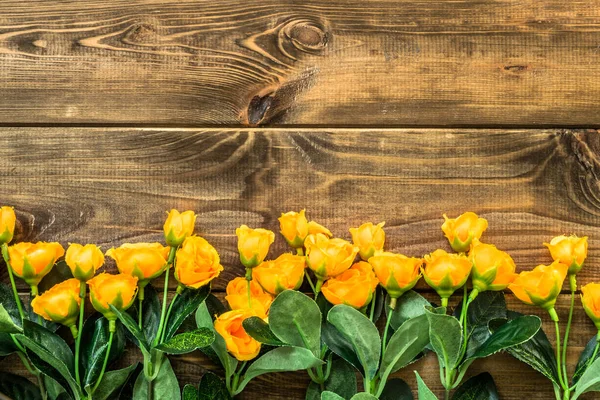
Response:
[[155, 328, 214, 355], [269, 290, 322, 356], [573, 357, 600, 399], [380, 378, 413, 400], [451, 372, 499, 400], [183, 385, 199, 400], [321, 322, 363, 375], [110, 305, 150, 353], [415, 371, 439, 400], [129, 284, 160, 345], [81, 314, 126, 390], [38, 260, 73, 293], [306, 358, 357, 400], [23, 320, 74, 374], [379, 314, 430, 385], [321, 392, 345, 400], [573, 335, 600, 385], [43, 376, 68, 400], [133, 357, 181, 400], [106, 363, 142, 400], [425, 307, 462, 370], [350, 394, 378, 400], [0, 282, 24, 329], [195, 303, 237, 378], [370, 286, 385, 324], [163, 285, 210, 341], [0, 303, 21, 333], [0, 371, 43, 400], [92, 364, 138, 400], [242, 317, 288, 346], [205, 294, 227, 318], [235, 346, 323, 394], [0, 332, 19, 356], [469, 315, 541, 360], [198, 371, 231, 400], [463, 292, 507, 357], [327, 305, 380, 380], [387, 291, 431, 330]]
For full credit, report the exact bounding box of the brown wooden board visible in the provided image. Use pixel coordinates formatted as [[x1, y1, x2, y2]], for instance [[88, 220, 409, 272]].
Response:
[[2, 1, 600, 126]]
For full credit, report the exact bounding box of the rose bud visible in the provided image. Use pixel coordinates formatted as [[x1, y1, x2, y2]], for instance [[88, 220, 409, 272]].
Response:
[[214, 309, 262, 361], [349, 222, 386, 261], [175, 236, 224, 290], [65, 243, 105, 282], [279, 210, 310, 248], [252, 254, 305, 295], [468, 239, 517, 296], [236, 225, 275, 269], [441, 212, 488, 253], [0, 206, 16, 245], [106, 243, 169, 289], [423, 249, 472, 306], [88, 273, 138, 328], [321, 262, 379, 309], [163, 209, 196, 247], [544, 235, 588, 276], [31, 278, 81, 337], [581, 283, 600, 330], [368, 252, 422, 303], [7, 242, 65, 293], [508, 261, 568, 321], [305, 234, 359, 283], [225, 277, 273, 318]]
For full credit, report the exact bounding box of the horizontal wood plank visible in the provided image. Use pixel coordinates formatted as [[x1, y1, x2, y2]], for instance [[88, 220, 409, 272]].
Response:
[[1, 127, 599, 291], [2, 1, 600, 125]]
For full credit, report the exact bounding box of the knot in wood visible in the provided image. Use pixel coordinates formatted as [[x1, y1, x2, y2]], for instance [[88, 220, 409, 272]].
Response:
[[281, 18, 329, 55]]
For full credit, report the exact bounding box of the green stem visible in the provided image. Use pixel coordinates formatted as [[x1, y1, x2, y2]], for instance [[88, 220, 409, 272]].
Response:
[[296, 248, 304, 257], [554, 318, 567, 391], [382, 298, 396, 354], [315, 279, 324, 294], [1, 243, 25, 321], [16, 351, 37, 375], [91, 330, 114, 393], [369, 288, 377, 321], [562, 275, 576, 392], [35, 369, 47, 400], [160, 292, 179, 344], [75, 281, 86, 387], [304, 270, 316, 295], [138, 285, 145, 330], [153, 247, 177, 347], [245, 267, 253, 308]]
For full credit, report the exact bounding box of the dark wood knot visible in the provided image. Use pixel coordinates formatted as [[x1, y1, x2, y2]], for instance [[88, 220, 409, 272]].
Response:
[[282, 19, 329, 54]]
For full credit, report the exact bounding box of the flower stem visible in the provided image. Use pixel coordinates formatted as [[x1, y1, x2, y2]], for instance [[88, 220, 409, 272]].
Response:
[[245, 267, 253, 308], [369, 288, 377, 321], [562, 274, 577, 392], [137, 285, 145, 330], [382, 298, 396, 354], [304, 270, 316, 295], [315, 279, 324, 294], [160, 292, 179, 344], [153, 247, 177, 347], [553, 318, 568, 391], [1, 243, 25, 321], [74, 281, 86, 386], [91, 330, 114, 393]]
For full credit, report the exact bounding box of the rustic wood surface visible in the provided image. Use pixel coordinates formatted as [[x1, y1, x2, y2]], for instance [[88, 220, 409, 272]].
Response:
[[2, 1, 600, 125]]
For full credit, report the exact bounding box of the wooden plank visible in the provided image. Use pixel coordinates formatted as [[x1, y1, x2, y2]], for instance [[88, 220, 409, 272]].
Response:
[[1, 293, 597, 399], [0, 127, 599, 291], [2, 1, 600, 125]]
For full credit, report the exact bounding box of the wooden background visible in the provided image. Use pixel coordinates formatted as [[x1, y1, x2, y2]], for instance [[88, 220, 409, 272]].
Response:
[[1, 0, 599, 398]]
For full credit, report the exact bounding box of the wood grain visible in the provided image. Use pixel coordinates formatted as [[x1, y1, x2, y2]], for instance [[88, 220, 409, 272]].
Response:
[[2, 1, 600, 125], [0, 127, 599, 291]]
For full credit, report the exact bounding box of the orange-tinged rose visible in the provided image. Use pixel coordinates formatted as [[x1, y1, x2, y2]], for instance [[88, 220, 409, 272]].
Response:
[[8, 242, 65, 288], [225, 277, 273, 318], [88, 273, 138, 321], [65, 243, 104, 282], [544, 235, 588, 275], [175, 236, 223, 289], [31, 278, 80, 329], [164, 209, 196, 247], [0, 206, 16, 244], [214, 309, 261, 361], [468, 239, 517, 294], [253, 254, 305, 295], [441, 212, 488, 253], [321, 262, 379, 309], [368, 252, 422, 298], [508, 261, 568, 316], [106, 243, 169, 288], [305, 234, 359, 281], [349, 222, 386, 261], [236, 225, 275, 269], [581, 283, 600, 330], [423, 249, 472, 303], [279, 210, 309, 248], [307, 221, 333, 238]]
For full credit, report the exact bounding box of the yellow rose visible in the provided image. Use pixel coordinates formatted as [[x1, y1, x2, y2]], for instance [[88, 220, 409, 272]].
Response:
[[321, 262, 379, 309], [106, 243, 169, 288], [544, 235, 588, 275], [88, 273, 138, 323], [581, 283, 600, 330], [236, 225, 275, 269], [8, 242, 65, 290], [349, 222, 385, 261], [279, 210, 309, 248], [307, 221, 333, 238], [175, 236, 223, 290], [252, 254, 305, 295], [214, 309, 261, 361], [468, 239, 517, 295], [164, 209, 196, 247], [423, 249, 472, 305], [31, 278, 81, 334], [368, 252, 422, 299], [441, 212, 488, 253], [65, 243, 104, 282], [0, 206, 16, 245], [509, 261, 568, 320], [305, 233, 359, 281], [225, 277, 273, 318]]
